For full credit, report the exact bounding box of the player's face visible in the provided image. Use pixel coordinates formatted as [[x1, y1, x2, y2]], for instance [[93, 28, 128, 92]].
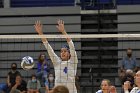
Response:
[[101, 80, 110, 91], [60, 48, 70, 61], [135, 71, 140, 86]]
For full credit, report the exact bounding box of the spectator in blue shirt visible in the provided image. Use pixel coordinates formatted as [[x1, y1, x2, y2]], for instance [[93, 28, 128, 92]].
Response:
[[36, 53, 50, 87], [119, 48, 139, 83]]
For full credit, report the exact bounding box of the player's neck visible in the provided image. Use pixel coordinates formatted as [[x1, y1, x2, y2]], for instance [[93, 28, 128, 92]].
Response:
[[62, 59, 69, 61]]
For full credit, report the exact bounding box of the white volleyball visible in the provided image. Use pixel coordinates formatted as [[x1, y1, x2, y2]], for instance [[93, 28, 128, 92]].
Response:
[[21, 56, 34, 70]]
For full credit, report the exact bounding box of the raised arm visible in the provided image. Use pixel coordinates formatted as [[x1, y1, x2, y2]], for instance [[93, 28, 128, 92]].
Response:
[[34, 21, 48, 42], [34, 21, 59, 65], [56, 20, 78, 64], [56, 20, 71, 42]]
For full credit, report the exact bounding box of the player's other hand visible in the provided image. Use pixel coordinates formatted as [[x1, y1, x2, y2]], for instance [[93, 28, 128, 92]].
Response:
[[56, 19, 65, 33], [123, 81, 130, 91], [34, 20, 43, 35]]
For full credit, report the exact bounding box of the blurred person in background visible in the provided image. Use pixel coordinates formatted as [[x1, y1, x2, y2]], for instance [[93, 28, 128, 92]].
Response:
[[27, 74, 41, 93]]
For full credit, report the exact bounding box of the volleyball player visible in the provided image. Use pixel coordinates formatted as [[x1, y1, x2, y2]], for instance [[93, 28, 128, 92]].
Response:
[[34, 19, 78, 93]]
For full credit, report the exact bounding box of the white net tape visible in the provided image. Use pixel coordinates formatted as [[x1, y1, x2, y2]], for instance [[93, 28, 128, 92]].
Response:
[[0, 34, 140, 39]]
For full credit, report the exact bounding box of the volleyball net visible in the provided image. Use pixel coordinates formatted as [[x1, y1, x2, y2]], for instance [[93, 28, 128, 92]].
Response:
[[0, 34, 139, 92]]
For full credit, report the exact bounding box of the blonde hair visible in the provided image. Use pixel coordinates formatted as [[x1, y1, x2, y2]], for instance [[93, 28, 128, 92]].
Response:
[[101, 79, 111, 86]]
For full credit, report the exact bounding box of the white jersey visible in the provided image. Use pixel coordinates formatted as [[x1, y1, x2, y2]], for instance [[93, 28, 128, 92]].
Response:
[[96, 90, 103, 93], [125, 87, 140, 93], [43, 40, 78, 93]]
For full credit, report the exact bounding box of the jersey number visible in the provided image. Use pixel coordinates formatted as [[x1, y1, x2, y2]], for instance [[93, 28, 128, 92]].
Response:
[[63, 67, 67, 74]]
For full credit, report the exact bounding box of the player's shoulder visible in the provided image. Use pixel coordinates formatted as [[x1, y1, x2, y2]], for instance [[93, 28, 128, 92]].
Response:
[[96, 90, 102, 93], [131, 87, 139, 92]]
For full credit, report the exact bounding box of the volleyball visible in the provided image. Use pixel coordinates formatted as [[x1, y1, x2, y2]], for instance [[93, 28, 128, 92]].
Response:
[[21, 56, 34, 70]]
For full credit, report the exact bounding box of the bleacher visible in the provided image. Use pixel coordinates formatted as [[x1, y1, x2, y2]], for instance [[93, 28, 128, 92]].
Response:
[[0, 6, 81, 89], [117, 0, 140, 5], [10, 0, 75, 7], [0, 0, 3, 8], [80, 11, 118, 92], [81, 0, 116, 10]]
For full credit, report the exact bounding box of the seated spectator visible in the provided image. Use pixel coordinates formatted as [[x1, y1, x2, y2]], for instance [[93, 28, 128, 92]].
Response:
[[10, 74, 27, 93], [45, 73, 55, 93], [36, 53, 50, 87], [123, 70, 140, 93], [96, 79, 117, 93], [48, 73, 55, 90], [27, 74, 41, 93], [49, 85, 69, 93], [121, 69, 134, 92], [7, 63, 21, 92], [119, 48, 139, 82]]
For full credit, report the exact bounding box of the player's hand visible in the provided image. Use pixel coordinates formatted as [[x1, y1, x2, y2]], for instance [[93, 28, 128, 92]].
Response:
[[109, 86, 116, 93], [123, 81, 130, 91], [56, 19, 65, 33], [34, 20, 43, 35]]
